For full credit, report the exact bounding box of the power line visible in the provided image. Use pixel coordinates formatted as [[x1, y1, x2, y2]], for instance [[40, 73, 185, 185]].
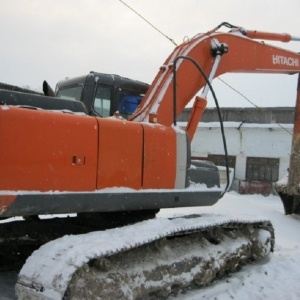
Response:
[[217, 77, 259, 108], [117, 0, 177, 46], [217, 77, 292, 135]]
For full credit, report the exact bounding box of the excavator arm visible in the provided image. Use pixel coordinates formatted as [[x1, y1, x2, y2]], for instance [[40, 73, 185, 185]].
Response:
[[130, 25, 300, 140]]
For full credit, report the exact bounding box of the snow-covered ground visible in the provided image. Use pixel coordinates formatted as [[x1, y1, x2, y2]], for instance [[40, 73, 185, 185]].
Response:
[[163, 192, 300, 300], [1, 191, 300, 299]]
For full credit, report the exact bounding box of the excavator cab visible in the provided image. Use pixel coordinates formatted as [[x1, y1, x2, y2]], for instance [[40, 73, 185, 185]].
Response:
[[55, 71, 149, 119]]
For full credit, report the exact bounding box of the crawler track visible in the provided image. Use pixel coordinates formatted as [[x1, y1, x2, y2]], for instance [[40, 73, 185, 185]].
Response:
[[0, 210, 158, 271], [16, 215, 274, 300]]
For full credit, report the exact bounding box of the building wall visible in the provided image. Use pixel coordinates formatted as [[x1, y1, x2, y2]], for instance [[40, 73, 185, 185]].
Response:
[[179, 107, 295, 124], [188, 122, 293, 194]]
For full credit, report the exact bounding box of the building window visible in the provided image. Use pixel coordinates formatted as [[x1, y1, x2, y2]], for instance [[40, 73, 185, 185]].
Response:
[[207, 154, 236, 169], [246, 157, 279, 182]]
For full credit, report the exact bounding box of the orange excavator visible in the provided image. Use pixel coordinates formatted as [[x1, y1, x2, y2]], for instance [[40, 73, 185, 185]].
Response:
[[0, 23, 299, 299]]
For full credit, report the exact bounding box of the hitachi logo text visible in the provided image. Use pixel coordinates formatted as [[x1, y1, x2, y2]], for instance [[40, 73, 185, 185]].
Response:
[[272, 55, 299, 67]]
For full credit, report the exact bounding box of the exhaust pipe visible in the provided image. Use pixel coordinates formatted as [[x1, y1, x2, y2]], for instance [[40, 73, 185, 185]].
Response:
[[43, 80, 55, 97]]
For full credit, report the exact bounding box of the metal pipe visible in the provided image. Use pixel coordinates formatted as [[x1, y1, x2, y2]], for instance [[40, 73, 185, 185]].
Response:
[[202, 54, 222, 97]]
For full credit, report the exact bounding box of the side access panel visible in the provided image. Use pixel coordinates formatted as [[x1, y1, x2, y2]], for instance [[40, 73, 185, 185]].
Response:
[[142, 124, 177, 189], [96, 118, 143, 190], [0, 106, 98, 191]]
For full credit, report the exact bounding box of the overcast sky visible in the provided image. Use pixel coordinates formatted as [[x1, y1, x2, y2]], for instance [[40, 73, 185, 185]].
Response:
[[1, 0, 299, 107]]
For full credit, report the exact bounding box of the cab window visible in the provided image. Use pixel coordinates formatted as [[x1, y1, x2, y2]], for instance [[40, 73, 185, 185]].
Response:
[[118, 91, 143, 118], [93, 85, 112, 117], [56, 85, 83, 101]]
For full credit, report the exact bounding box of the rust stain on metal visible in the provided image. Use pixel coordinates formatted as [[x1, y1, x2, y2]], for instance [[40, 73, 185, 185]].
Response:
[[287, 74, 300, 195]]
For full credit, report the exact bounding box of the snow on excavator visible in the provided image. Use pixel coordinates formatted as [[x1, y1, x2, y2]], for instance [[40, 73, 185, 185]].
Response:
[[0, 23, 299, 299]]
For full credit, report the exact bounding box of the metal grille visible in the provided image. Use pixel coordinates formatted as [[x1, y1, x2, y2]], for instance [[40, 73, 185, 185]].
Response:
[[246, 157, 279, 182], [207, 154, 236, 169]]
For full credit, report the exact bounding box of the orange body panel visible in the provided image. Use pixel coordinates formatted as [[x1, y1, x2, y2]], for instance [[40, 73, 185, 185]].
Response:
[[0, 195, 16, 206], [0, 195, 16, 215], [0, 107, 179, 194], [142, 124, 176, 189], [0, 106, 98, 191], [96, 118, 143, 189]]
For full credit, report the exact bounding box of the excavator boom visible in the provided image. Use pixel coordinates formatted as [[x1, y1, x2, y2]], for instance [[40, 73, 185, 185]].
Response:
[[130, 27, 300, 137]]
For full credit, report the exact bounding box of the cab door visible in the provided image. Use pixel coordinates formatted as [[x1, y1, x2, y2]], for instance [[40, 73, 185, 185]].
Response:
[[92, 85, 114, 117]]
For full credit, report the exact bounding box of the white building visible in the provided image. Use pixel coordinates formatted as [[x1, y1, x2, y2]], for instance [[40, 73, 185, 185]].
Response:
[[179, 107, 294, 195]]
